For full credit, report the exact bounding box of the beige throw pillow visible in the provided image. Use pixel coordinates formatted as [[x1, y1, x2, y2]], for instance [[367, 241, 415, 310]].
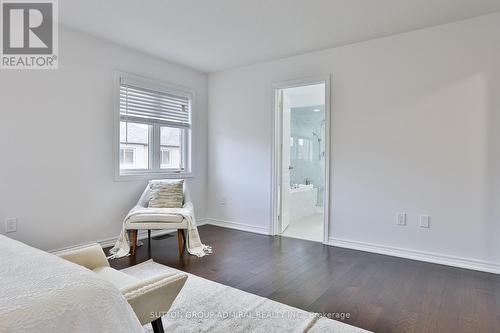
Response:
[[148, 180, 184, 208]]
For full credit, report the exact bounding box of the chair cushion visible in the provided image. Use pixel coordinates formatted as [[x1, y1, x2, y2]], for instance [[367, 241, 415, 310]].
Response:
[[148, 180, 184, 208], [125, 222, 188, 230], [126, 212, 184, 224], [93, 267, 140, 290]]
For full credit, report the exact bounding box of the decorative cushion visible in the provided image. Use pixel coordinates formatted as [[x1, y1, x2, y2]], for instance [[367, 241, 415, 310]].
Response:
[[148, 179, 184, 208]]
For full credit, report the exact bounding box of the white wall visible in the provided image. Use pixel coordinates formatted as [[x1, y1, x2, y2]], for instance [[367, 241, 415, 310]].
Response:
[[0, 27, 208, 251], [208, 14, 500, 266]]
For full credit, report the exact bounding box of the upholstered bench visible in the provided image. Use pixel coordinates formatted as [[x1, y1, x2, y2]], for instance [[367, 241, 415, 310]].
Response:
[[57, 243, 187, 333]]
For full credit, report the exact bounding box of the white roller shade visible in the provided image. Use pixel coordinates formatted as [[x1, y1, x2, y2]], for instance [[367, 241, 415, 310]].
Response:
[[120, 78, 191, 128]]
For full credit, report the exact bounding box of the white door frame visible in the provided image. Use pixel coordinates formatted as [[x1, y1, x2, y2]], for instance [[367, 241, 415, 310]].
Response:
[[270, 75, 331, 244]]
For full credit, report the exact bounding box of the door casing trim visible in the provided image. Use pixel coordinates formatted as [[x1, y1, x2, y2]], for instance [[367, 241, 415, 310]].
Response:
[[270, 75, 332, 244]]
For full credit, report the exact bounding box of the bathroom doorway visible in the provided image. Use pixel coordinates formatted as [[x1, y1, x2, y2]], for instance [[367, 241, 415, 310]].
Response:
[[272, 77, 330, 243]]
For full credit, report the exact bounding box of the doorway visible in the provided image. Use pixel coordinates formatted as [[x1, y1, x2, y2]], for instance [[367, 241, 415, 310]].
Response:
[[272, 77, 330, 243]]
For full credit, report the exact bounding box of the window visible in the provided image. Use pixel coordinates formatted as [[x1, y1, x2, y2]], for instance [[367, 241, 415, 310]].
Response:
[[297, 138, 312, 161], [120, 148, 135, 166], [116, 74, 193, 178], [291, 136, 313, 161], [160, 126, 183, 169]]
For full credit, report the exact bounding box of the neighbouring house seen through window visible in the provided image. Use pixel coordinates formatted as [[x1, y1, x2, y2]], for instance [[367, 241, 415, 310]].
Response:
[[119, 122, 149, 169], [120, 148, 135, 166], [160, 126, 183, 169]]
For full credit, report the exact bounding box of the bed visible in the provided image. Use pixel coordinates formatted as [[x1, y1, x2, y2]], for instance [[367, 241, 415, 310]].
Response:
[[0, 235, 144, 333]]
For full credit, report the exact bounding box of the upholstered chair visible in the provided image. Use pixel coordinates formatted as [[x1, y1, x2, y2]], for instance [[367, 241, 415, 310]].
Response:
[[126, 180, 191, 256]]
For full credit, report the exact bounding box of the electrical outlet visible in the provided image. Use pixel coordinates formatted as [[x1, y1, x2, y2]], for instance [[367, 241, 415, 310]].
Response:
[[397, 213, 406, 226], [420, 215, 430, 228], [220, 196, 227, 206], [5, 218, 17, 233]]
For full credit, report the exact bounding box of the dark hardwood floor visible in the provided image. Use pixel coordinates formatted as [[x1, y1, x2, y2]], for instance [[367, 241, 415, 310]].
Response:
[[108, 225, 500, 333]]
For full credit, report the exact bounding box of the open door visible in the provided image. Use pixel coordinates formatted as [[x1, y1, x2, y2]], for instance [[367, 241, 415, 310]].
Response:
[[274, 80, 329, 243], [280, 90, 291, 233]]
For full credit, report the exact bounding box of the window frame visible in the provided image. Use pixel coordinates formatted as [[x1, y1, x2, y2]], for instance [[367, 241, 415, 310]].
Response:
[[114, 71, 195, 181]]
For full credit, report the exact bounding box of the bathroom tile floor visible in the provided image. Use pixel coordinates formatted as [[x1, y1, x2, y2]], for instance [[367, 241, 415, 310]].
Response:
[[281, 213, 323, 242]]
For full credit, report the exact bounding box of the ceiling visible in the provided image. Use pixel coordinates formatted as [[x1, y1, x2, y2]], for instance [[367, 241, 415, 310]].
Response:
[[60, 0, 500, 73]]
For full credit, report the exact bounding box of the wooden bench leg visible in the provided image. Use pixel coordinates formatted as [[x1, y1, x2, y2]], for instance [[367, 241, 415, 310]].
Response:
[[151, 317, 164, 333], [177, 229, 185, 256], [130, 230, 138, 256]]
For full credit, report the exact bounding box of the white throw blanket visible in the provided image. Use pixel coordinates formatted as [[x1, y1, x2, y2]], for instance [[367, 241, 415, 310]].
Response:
[[109, 201, 212, 259], [0, 235, 144, 333]]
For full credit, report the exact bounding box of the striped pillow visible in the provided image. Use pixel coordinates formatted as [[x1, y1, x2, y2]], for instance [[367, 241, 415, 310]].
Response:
[[148, 180, 184, 208]]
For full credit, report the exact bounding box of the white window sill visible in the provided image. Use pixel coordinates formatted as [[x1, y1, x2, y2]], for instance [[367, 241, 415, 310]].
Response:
[[115, 171, 195, 182]]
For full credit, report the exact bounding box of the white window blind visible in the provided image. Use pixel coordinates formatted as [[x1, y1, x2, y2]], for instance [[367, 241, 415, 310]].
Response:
[[120, 78, 191, 129]]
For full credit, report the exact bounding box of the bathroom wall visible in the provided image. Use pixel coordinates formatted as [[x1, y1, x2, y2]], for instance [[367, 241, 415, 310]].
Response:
[[290, 106, 325, 205]]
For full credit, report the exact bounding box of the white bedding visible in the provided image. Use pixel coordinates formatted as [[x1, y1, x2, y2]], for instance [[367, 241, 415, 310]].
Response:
[[0, 235, 144, 333]]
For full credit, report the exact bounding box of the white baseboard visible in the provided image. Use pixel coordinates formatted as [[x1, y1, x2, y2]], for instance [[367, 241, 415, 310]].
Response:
[[50, 218, 209, 253], [329, 237, 500, 275], [204, 218, 270, 235], [49, 219, 499, 274]]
